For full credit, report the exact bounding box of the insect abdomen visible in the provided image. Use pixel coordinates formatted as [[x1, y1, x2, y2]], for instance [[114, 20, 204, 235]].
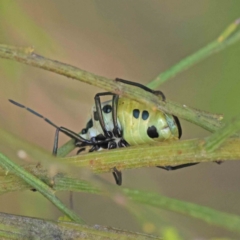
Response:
[[117, 97, 180, 145]]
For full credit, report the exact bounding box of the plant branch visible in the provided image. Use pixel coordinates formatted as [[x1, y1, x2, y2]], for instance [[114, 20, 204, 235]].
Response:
[[0, 152, 84, 223], [60, 137, 240, 173], [0, 212, 160, 240], [58, 114, 240, 172], [204, 115, 240, 152], [1, 122, 240, 176], [0, 44, 222, 135], [0, 163, 100, 195], [1, 163, 240, 234]]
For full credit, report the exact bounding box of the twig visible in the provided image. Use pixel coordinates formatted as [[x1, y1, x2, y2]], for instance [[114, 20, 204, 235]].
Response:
[[0, 163, 100, 195], [0, 212, 160, 240], [0, 44, 222, 135], [2, 163, 240, 234], [123, 189, 240, 233], [147, 18, 240, 88], [1, 118, 240, 176], [61, 137, 240, 173], [204, 115, 240, 152], [0, 152, 84, 223]]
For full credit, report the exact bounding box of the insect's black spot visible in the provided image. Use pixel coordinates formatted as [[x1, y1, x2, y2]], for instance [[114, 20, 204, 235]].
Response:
[[94, 111, 99, 121], [147, 126, 159, 138], [142, 110, 149, 120], [118, 139, 129, 147], [133, 109, 140, 119], [102, 104, 112, 113], [81, 128, 87, 134], [86, 119, 93, 129]]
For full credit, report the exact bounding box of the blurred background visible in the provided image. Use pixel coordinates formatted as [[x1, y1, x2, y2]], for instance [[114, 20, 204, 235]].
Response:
[[0, 1, 240, 239]]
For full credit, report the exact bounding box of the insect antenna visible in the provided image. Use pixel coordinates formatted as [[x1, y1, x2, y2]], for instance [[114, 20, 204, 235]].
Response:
[[8, 99, 93, 145], [9, 99, 59, 129]]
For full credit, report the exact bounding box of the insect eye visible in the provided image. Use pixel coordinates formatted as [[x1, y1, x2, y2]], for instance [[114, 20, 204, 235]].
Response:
[[81, 128, 87, 134], [133, 109, 140, 119], [142, 110, 149, 120], [102, 104, 112, 113]]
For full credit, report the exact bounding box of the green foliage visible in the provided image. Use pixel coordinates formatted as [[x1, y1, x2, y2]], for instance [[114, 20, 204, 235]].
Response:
[[147, 18, 240, 89]]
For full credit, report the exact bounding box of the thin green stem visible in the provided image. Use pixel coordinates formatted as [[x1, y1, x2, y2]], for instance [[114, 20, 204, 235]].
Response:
[[123, 189, 240, 233], [57, 138, 76, 157], [0, 152, 84, 223], [147, 18, 240, 88], [204, 115, 240, 152], [0, 163, 101, 195]]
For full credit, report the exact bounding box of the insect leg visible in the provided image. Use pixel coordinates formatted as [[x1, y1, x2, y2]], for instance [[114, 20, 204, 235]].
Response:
[[94, 92, 116, 138], [9, 99, 93, 152], [173, 116, 182, 139], [52, 128, 60, 156], [112, 94, 122, 138], [157, 163, 199, 171], [115, 78, 166, 101], [87, 137, 122, 185], [106, 139, 122, 185], [89, 145, 100, 152], [118, 139, 129, 147], [111, 138, 130, 185], [59, 127, 92, 144], [89, 91, 124, 185], [77, 148, 86, 154], [112, 167, 122, 186], [108, 141, 117, 149], [53, 127, 97, 156], [50, 126, 94, 157]]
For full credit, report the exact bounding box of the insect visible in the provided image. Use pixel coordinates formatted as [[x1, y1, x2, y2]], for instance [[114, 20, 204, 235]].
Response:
[[9, 78, 198, 185]]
